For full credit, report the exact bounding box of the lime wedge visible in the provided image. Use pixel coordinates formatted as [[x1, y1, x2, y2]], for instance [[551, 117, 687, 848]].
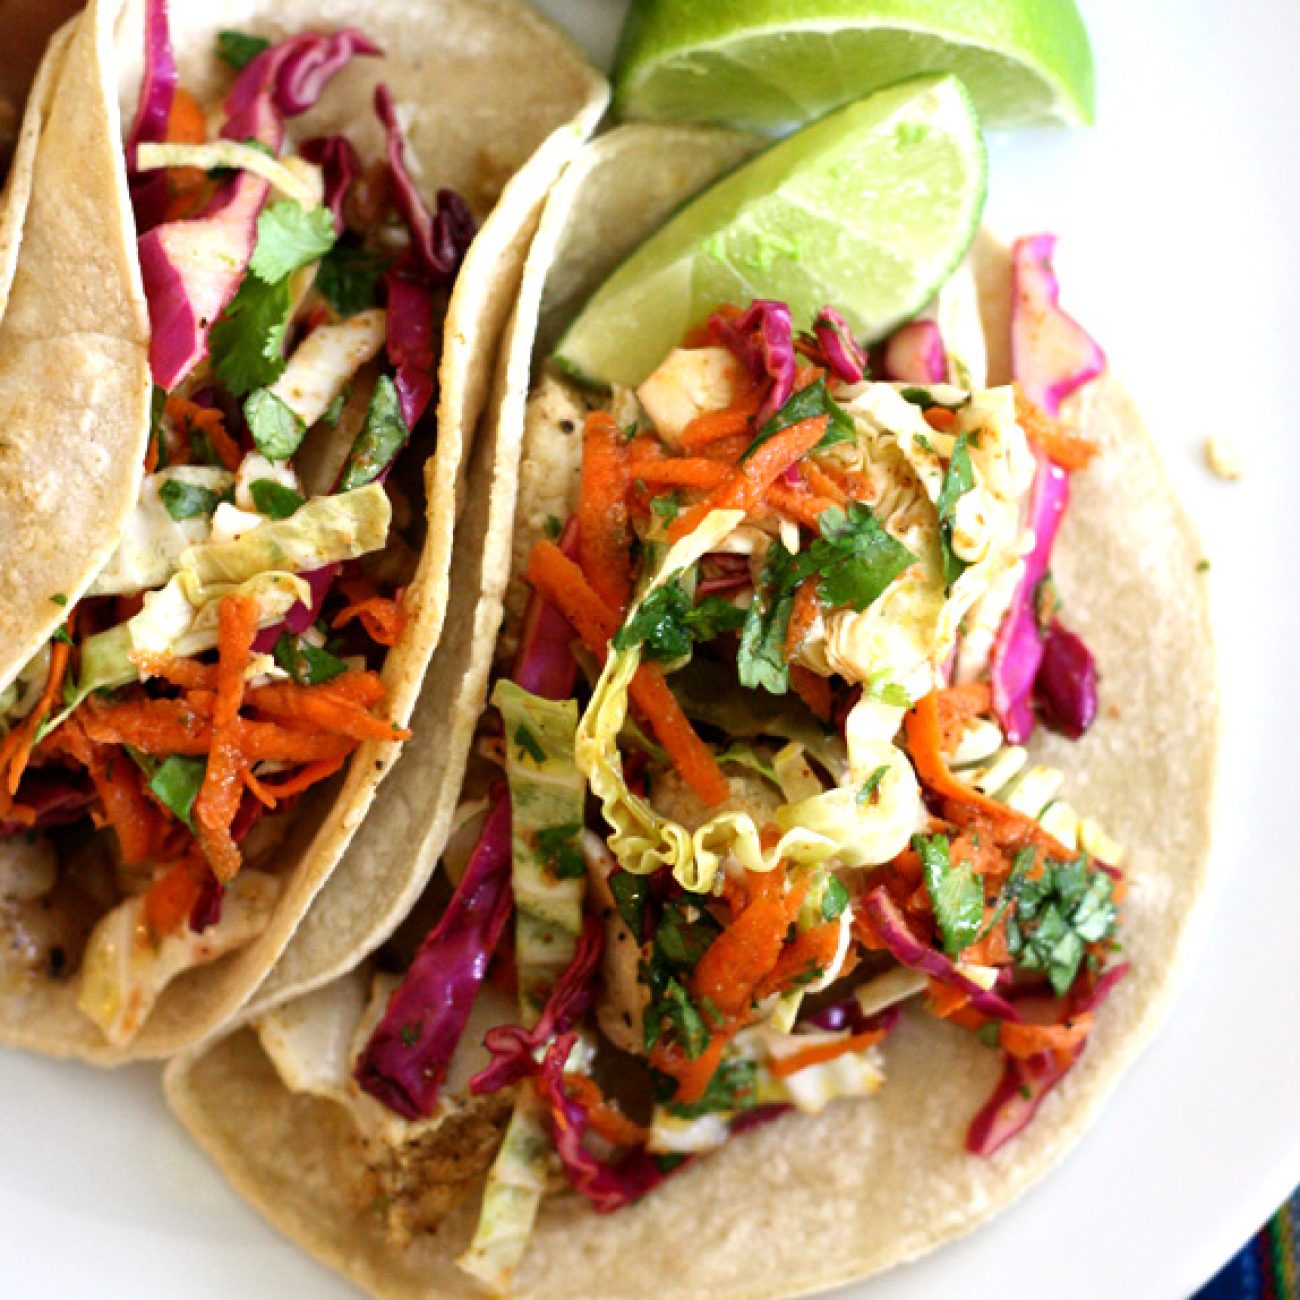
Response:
[[555, 74, 986, 389], [614, 0, 1095, 131]]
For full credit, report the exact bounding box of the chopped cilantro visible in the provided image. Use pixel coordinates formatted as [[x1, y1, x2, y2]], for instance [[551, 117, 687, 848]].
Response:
[[936, 431, 975, 589], [821, 875, 850, 921], [643, 975, 709, 1059], [400, 1022, 420, 1048], [543, 514, 563, 540], [248, 201, 337, 285], [667, 1058, 757, 1119], [1004, 853, 1118, 996], [651, 491, 681, 522], [613, 575, 745, 661], [856, 764, 890, 806], [210, 273, 291, 395], [741, 376, 854, 461], [216, 29, 270, 71], [159, 479, 221, 521], [514, 724, 546, 764], [322, 392, 346, 428], [1196, 559, 1211, 573], [737, 540, 799, 695], [244, 388, 306, 461], [50, 624, 73, 646], [249, 479, 305, 520], [149, 385, 169, 469], [49, 594, 67, 607], [609, 871, 648, 937], [866, 674, 911, 708], [316, 241, 389, 318], [977, 1022, 1002, 1049], [808, 502, 916, 611], [338, 376, 409, 491], [914, 832, 984, 957], [536, 823, 585, 880], [656, 898, 721, 970], [148, 755, 207, 829], [272, 631, 347, 686]]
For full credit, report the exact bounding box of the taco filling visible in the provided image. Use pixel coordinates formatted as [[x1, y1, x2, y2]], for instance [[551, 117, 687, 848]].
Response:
[[0, 5, 478, 1045], [252, 235, 1127, 1289]]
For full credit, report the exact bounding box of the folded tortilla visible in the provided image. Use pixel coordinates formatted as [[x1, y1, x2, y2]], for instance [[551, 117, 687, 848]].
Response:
[[0, 0, 606, 1062], [165, 126, 1216, 1295]]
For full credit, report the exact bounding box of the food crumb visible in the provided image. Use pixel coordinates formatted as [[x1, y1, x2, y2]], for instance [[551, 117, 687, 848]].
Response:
[[1204, 435, 1244, 481]]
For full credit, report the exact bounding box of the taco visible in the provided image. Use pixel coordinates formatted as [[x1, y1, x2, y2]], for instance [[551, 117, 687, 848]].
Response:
[[0, 0, 605, 1061], [165, 123, 1216, 1297]]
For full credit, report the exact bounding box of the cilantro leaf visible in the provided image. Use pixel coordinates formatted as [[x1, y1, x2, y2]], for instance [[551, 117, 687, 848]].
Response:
[[249, 479, 305, 520], [643, 975, 709, 1058], [741, 376, 854, 461], [248, 202, 337, 285], [244, 388, 306, 461], [609, 871, 648, 937], [821, 875, 850, 921], [914, 832, 984, 957], [514, 724, 546, 764], [685, 595, 747, 642], [667, 1058, 757, 1118], [216, 29, 270, 71], [856, 764, 890, 806], [316, 241, 389, 318], [613, 576, 746, 661], [651, 492, 681, 522], [1004, 853, 1118, 996], [149, 755, 208, 829], [936, 431, 975, 589], [210, 273, 291, 395], [272, 631, 347, 686], [338, 375, 409, 492], [655, 898, 721, 970], [804, 501, 915, 611], [159, 479, 220, 521], [536, 822, 585, 880], [737, 539, 797, 695]]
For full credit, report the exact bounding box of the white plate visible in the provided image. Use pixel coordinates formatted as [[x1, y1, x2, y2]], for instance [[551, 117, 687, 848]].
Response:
[[1, 1, 1292, 1296]]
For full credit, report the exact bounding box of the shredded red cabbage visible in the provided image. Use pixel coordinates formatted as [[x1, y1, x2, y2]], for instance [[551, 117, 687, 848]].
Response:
[[374, 85, 476, 285], [881, 319, 947, 384], [863, 887, 1022, 1022], [966, 963, 1128, 1156], [384, 264, 437, 429], [0, 771, 95, 838], [250, 563, 336, 654], [708, 300, 796, 426], [469, 915, 603, 1096], [1033, 619, 1098, 740], [537, 1031, 675, 1213], [510, 520, 580, 701], [126, 0, 178, 234], [189, 873, 224, 933], [300, 135, 362, 233], [354, 791, 514, 1119], [813, 306, 867, 384], [225, 28, 380, 134]]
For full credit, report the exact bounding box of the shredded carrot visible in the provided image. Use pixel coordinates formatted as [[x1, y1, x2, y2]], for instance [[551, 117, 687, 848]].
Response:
[[961, 912, 1012, 965], [164, 396, 242, 470], [628, 457, 731, 490], [525, 541, 729, 807], [924, 407, 957, 433], [926, 978, 972, 1020], [799, 459, 850, 506], [84, 741, 160, 865], [166, 87, 207, 144], [333, 579, 408, 647], [677, 369, 763, 453], [783, 579, 821, 661], [578, 411, 634, 612], [691, 876, 808, 1018], [934, 682, 993, 755], [905, 693, 1071, 858], [244, 757, 346, 810], [1015, 386, 1098, 470], [0, 627, 74, 815], [141, 858, 206, 941], [696, 433, 754, 464], [1000, 1014, 1093, 1066], [132, 652, 217, 692], [768, 1027, 887, 1079], [81, 697, 212, 754], [563, 1074, 648, 1147], [768, 482, 836, 532], [752, 920, 844, 1002], [194, 595, 259, 882], [652, 1030, 735, 1107], [246, 680, 406, 743], [235, 722, 357, 763], [668, 415, 830, 544]]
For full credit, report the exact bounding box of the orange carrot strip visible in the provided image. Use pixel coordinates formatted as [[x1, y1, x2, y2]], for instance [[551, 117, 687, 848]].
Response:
[[578, 411, 634, 612], [194, 595, 259, 882], [246, 681, 406, 743], [235, 722, 356, 763], [934, 681, 993, 755], [331, 594, 407, 647], [164, 396, 242, 470], [81, 698, 212, 754], [85, 742, 159, 865], [249, 757, 347, 806], [926, 978, 972, 1020], [1000, 1014, 1093, 1065], [652, 1030, 736, 1107], [669, 415, 829, 543], [691, 878, 808, 1018], [800, 459, 850, 506], [0, 627, 73, 811], [1015, 386, 1098, 470], [678, 407, 755, 452], [768, 482, 836, 532], [768, 1027, 887, 1079], [242, 767, 279, 810], [924, 407, 957, 433], [141, 858, 206, 941], [131, 652, 218, 692], [628, 458, 731, 490], [784, 579, 821, 661], [905, 693, 1071, 858], [563, 1074, 648, 1147], [752, 919, 844, 1002], [167, 87, 207, 143], [525, 541, 729, 807]]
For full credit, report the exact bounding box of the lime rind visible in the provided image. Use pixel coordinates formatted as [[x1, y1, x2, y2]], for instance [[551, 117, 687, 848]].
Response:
[[613, 1, 1095, 131], [555, 74, 986, 390]]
